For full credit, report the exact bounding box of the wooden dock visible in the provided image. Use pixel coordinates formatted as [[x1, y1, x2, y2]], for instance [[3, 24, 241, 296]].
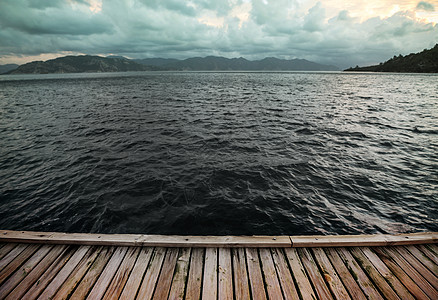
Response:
[[0, 230, 437, 299]]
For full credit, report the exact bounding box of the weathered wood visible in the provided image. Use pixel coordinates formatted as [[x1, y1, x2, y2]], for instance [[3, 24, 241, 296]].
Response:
[[333, 247, 381, 300], [119, 247, 153, 300], [153, 247, 179, 299], [376, 247, 438, 299], [246, 248, 267, 300], [284, 248, 316, 299], [413, 245, 438, 268], [70, 246, 116, 300], [86, 246, 128, 299], [185, 248, 204, 300], [102, 247, 140, 300], [359, 247, 416, 299], [298, 247, 333, 299], [0, 244, 40, 285], [395, 246, 438, 287], [21, 246, 78, 300], [136, 247, 166, 300], [350, 247, 409, 300], [218, 247, 233, 300], [0, 243, 17, 260], [5, 245, 67, 300], [290, 232, 438, 247], [202, 247, 218, 299], [259, 248, 283, 299], [232, 247, 251, 300], [270, 248, 299, 300], [0, 245, 52, 298], [37, 245, 91, 300], [0, 244, 30, 277], [168, 247, 191, 300], [0, 230, 291, 247], [53, 245, 103, 300], [312, 247, 350, 299]]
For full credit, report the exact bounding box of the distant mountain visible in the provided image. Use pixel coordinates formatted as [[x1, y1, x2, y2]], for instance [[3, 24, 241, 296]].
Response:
[[0, 64, 19, 74], [150, 56, 339, 71], [6, 55, 153, 74], [134, 58, 180, 67], [4, 54, 339, 75], [345, 44, 438, 73]]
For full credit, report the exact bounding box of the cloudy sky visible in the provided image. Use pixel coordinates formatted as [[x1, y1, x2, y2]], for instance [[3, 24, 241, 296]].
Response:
[[0, 0, 437, 69]]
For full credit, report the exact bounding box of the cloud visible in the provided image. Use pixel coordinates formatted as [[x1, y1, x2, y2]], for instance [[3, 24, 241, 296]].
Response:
[[417, 1, 435, 11], [0, 0, 437, 68]]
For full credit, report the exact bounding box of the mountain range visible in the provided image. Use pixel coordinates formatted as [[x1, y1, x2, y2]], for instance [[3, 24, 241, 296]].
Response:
[[3, 55, 339, 74], [345, 44, 438, 73]]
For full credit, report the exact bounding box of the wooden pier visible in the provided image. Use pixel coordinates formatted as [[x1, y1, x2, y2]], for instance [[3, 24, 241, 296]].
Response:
[[0, 230, 437, 299]]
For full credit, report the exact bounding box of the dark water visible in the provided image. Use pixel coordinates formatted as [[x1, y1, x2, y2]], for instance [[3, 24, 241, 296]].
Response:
[[0, 72, 437, 235]]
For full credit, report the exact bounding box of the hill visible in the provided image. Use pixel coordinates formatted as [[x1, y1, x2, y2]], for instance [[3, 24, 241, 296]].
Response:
[[0, 64, 19, 74], [136, 56, 339, 71], [345, 44, 438, 73], [5, 55, 339, 74], [6, 55, 153, 74]]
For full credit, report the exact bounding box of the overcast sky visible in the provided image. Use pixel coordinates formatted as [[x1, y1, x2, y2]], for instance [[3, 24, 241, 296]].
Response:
[[0, 0, 437, 68]]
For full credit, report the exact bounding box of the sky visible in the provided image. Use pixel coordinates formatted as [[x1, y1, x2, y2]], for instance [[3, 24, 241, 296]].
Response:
[[0, 0, 437, 69]]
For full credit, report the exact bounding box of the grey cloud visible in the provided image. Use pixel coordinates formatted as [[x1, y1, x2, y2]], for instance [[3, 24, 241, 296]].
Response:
[[416, 1, 435, 11], [0, 0, 437, 69]]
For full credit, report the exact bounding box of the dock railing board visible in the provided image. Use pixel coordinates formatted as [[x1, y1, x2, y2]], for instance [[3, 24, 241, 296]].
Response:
[[0, 230, 437, 247], [0, 230, 437, 299]]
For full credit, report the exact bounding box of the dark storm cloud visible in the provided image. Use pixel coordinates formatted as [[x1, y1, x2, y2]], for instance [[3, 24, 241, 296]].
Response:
[[417, 1, 435, 11], [0, 0, 437, 68]]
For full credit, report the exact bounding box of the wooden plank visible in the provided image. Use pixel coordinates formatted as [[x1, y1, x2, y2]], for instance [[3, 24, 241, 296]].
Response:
[[186, 248, 204, 300], [297, 247, 333, 299], [86, 246, 128, 299], [119, 247, 154, 300], [245, 248, 267, 300], [37, 245, 91, 300], [375, 247, 438, 299], [259, 248, 283, 299], [350, 247, 409, 300], [218, 247, 233, 300], [0, 244, 39, 285], [271, 248, 299, 300], [395, 246, 438, 287], [0, 245, 52, 297], [102, 247, 140, 300], [0, 244, 29, 275], [21, 246, 78, 300], [53, 246, 103, 299], [0, 243, 17, 260], [416, 244, 438, 267], [202, 247, 218, 299], [359, 247, 417, 300], [232, 248, 251, 300], [405, 245, 438, 276], [284, 248, 316, 300], [5, 245, 67, 300], [290, 232, 438, 247], [70, 246, 116, 300], [333, 248, 382, 300], [153, 247, 179, 299], [312, 247, 351, 299], [136, 247, 166, 300], [168, 248, 191, 300], [0, 230, 291, 247]]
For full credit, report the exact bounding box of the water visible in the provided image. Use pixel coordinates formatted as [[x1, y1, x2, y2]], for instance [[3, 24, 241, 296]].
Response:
[[0, 71, 437, 235]]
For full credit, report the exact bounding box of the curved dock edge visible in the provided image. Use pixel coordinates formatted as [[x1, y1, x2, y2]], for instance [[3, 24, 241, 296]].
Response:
[[0, 230, 436, 247]]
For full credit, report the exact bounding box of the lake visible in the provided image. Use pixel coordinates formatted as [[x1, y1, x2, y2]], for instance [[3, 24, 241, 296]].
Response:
[[0, 71, 437, 235]]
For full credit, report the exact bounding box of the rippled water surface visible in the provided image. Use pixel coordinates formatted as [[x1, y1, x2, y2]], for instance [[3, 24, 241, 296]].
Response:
[[0, 72, 437, 235]]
